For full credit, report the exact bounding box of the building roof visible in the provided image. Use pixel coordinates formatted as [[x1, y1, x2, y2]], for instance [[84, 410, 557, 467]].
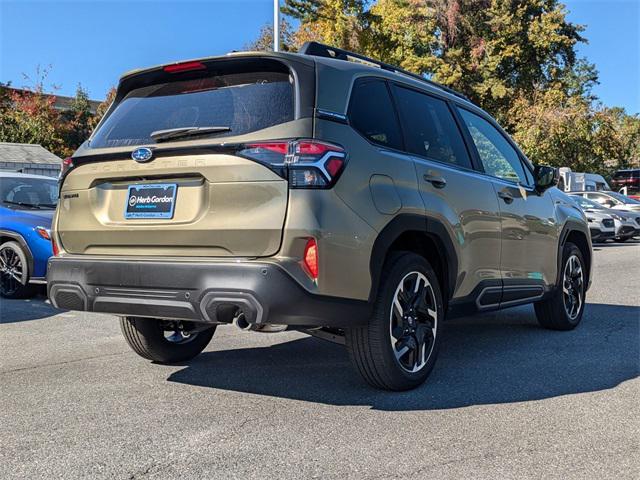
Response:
[[0, 143, 62, 165], [2, 87, 102, 114]]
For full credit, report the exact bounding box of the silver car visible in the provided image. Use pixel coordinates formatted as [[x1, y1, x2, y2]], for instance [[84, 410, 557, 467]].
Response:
[[571, 195, 640, 242], [572, 190, 640, 213]]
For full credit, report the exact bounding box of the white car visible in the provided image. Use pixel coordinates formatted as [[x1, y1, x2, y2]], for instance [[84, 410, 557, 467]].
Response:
[[571, 195, 640, 242], [572, 190, 640, 213], [583, 209, 615, 243]]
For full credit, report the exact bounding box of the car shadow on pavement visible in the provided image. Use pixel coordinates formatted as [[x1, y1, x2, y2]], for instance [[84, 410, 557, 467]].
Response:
[[167, 302, 639, 411], [0, 293, 62, 324]]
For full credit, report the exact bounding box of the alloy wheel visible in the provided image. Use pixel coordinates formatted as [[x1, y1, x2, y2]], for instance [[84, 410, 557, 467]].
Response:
[[562, 254, 584, 320], [0, 246, 26, 296], [389, 271, 438, 373]]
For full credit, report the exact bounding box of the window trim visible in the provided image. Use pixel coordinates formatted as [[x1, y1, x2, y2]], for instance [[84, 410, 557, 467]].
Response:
[[389, 82, 476, 172]]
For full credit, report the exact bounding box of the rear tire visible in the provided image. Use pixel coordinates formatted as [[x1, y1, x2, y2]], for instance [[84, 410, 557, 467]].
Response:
[[346, 252, 444, 391], [0, 241, 36, 299], [120, 317, 216, 363], [534, 242, 586, 331]]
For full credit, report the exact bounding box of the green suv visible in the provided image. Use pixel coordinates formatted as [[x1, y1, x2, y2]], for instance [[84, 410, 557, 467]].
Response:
[[48, 42, 592, 390]]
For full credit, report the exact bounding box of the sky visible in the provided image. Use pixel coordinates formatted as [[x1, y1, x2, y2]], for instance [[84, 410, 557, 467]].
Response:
[[0, 0, 638, 113]]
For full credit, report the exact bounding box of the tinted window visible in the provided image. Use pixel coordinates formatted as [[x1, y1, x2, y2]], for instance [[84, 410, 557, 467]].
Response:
[[349, 79, 403, 149], [91, 66, 294, 148], [458, 109, 529, 184], [392, 86, 472, 168]]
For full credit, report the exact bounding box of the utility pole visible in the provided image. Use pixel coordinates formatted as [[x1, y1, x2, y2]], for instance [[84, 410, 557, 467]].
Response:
[[273, 0, 280, 52]]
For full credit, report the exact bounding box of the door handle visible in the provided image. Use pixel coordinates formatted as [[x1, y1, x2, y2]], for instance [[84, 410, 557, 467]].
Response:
[[498, 190, 514, 204], [423, 174, 447, 189]]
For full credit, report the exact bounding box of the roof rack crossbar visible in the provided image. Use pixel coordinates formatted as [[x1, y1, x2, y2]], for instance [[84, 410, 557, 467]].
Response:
[[298, 41, 470, 102]]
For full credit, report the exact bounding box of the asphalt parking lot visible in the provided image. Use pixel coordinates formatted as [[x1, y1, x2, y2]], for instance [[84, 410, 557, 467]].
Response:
[[1, 241, 638, 479]]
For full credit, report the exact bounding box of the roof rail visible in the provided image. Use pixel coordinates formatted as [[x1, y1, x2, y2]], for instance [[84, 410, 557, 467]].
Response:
[[298, 41, 470, 102]]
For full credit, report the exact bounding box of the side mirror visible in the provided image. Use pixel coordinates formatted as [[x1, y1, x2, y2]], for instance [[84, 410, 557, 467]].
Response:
[[534, 165, 558, 192]]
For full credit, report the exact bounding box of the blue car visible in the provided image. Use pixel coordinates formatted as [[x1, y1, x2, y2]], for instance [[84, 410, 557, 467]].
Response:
[[0, 172, 58, 298]]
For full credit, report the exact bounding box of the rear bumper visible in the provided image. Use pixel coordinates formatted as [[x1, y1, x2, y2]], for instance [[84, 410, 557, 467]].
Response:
[[46, 256, 370, 328]]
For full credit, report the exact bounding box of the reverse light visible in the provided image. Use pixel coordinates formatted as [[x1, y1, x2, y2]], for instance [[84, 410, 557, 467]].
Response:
[[303, 238, 319, 280], [34, 226, 51, 241], [163, 61, 207, 73], [238, 139, 346, 189]]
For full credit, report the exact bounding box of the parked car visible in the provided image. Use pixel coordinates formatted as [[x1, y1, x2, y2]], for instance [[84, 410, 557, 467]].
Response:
[[570, 195, 639, 242], [571, 190, 640, 213], [47, 43, 592, 391], [0, 172, 57, 298], [610, 168, 640, 199]]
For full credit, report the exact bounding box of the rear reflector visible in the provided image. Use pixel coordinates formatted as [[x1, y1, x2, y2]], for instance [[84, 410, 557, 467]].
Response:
[[303, 238, 319, 280], [163, 61, 207, 73]]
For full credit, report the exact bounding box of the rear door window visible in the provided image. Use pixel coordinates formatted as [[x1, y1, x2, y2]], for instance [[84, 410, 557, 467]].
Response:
[[392, 85, 472, 169], [90, 65, 294, 148], [348, 79, 403, 150]]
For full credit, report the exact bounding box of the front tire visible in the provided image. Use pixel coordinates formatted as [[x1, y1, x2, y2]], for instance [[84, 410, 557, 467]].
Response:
[[346, 252, 444, 391], [120, 317, 216, 363], [0, 241, 36, 299], [534, 242, 586, 331]]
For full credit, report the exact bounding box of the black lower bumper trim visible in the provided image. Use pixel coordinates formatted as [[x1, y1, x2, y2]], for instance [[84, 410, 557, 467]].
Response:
[[47, 257, 371, 328]]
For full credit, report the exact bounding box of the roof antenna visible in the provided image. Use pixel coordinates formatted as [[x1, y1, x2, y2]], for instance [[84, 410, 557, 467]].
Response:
[[273, 0, 280, 52]]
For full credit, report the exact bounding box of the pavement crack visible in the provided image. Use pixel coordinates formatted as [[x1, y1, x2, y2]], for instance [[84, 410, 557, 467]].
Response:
[[0, 351, 129, 376]]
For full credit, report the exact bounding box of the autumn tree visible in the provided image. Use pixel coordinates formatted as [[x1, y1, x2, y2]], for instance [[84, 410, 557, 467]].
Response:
[[0, 67, 65, 157], [248, 0, 637, 175], [60, 84, 94, 156]]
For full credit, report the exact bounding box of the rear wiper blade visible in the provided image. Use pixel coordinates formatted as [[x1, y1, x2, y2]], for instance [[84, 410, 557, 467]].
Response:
[[150, 126, 231, 142]]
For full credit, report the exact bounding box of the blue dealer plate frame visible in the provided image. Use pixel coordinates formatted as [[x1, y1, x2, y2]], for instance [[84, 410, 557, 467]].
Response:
[[125, 183, 177, 219]]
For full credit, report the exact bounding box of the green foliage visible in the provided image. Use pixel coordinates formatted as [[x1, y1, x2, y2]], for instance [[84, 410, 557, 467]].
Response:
[[248, 0, 638, 175], [60, 84, 94, 157]]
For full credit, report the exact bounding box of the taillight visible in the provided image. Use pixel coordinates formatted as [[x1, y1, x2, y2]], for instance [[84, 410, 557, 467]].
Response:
[[302, 238, 319, 280], [238, 139, 346, 189], [60, 157, 74, 178], [52, 237, 60, 256]]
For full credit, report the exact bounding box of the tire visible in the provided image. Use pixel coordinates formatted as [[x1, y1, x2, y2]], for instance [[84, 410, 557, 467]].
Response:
[[534, 242, 586, 331], [614, 237, 628, 243], [0, 241, 36, 299], [346, 252, 444, 391], [119, 317, 216, 363]]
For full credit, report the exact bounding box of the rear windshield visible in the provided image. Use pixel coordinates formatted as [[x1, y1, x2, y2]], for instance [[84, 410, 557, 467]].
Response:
[[90, 67, 294, 148]]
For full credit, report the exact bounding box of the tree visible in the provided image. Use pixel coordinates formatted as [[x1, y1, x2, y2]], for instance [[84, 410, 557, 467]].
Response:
[[60, 84, 94, 156], [248, 0, 638, 176], [91, 86, 116, 129], [0, 67, 65, 157], [245, 19, 296, 51]]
